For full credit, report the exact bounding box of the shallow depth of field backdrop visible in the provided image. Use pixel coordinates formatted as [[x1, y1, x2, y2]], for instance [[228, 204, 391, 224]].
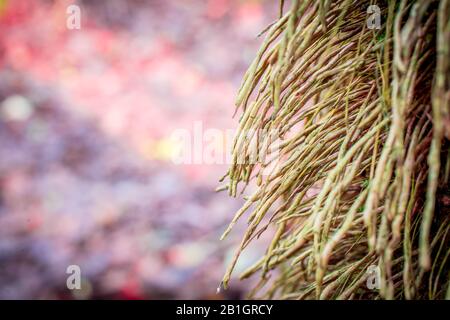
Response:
[[0, 0, 277, 299]]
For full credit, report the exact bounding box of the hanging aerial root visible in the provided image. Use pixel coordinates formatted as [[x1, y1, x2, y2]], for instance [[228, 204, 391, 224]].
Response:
[[220, 0, 450, 299]]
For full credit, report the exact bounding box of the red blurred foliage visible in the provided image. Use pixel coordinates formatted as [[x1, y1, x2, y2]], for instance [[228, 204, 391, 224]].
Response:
[[0, 0, 275, 299]]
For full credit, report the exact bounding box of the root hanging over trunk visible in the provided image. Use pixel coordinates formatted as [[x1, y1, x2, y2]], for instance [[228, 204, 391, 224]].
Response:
[[219, 0, 450, 299]]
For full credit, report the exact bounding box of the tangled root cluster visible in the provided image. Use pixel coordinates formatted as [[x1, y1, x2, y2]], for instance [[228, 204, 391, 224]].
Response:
[[219, 0, 450, 299]]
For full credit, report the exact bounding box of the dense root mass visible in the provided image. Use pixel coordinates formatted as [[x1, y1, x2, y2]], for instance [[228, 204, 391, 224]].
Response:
[[220, 0, 450, 299]]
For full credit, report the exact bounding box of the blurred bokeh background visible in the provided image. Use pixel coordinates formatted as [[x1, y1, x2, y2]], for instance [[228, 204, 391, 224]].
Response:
[[0, 0, 277, 299]]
